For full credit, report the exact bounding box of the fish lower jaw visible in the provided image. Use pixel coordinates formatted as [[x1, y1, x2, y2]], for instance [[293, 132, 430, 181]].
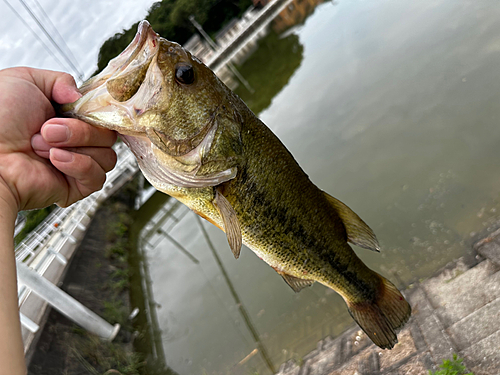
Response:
[[71, 103, 143, 134], [69, 83, 154, 134]]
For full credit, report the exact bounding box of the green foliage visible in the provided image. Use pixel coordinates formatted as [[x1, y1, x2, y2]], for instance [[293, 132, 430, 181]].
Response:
[[102, 298, 128, 327], [106, 220, 128, 241], [109, 268, 130, 293], [96, 0, 253, 73], [106, 210, 133, 242], [105, 241, 127, 259], [429, 355, 474, 375], [71, 331, 145, 375], [15, 205, 56, 245], [234, 30, 303, 115]]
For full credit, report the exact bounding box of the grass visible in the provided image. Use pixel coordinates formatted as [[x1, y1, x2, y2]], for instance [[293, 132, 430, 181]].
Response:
[[71, 182, 139, 374], [109, 268, 130, 293], [15, 205, 56, 244], [444, 270, 465, 284], [429, 354, 474, 375], [71, 331, 145, 375], [102, 298, 129, 327], [66, 199, 139, 374]]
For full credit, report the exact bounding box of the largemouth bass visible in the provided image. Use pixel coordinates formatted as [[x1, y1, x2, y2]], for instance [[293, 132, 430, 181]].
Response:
[[61, 21, 410, 349]]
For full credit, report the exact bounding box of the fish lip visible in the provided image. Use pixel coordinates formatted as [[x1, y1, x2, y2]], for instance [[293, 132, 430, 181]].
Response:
[[60, 21, 160, 129], [79, 20, 159, 96]]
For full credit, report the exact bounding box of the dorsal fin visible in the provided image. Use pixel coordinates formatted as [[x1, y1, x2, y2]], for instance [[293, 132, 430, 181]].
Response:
[[277, 271, 315, 293], [323, 191, 380, 252], [213, 187, 242, 259]]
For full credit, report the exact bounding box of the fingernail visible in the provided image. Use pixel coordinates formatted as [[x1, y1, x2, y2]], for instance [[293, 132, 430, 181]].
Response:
[[50, 148, 74, 163], [43, 124, 70, 143], [69, 88, 83, 102]]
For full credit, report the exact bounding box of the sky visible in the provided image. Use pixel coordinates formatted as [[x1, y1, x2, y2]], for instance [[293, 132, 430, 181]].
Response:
[[0, 0, 158, 82]]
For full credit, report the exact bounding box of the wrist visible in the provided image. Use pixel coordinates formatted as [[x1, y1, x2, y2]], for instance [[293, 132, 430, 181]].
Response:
[[0, 177, 18, 225], [0, 176, 27, 375]]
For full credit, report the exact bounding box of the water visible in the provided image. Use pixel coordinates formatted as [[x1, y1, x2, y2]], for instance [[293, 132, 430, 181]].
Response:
[[135, 0, 500, 374]]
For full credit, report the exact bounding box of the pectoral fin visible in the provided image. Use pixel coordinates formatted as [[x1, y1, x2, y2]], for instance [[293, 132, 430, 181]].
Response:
[[213, 188, 242, 259], [323, 192, 380, 252], [277, 271, 315, 293]]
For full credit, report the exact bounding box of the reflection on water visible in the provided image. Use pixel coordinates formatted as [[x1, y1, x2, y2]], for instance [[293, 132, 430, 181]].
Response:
[[195, 215, 275, 374], [233, 30, 304, 115], [135, 0, 500, 373]]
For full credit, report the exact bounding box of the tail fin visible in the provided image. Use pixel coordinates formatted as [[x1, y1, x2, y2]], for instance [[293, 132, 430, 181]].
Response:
[[346, 276, 411, 349]]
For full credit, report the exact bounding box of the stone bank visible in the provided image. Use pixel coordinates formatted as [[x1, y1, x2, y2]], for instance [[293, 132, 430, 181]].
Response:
[[276, 229, 500, 375]]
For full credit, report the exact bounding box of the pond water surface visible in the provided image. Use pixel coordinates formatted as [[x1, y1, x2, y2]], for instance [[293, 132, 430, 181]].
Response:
[[136, 1, 500, 374]]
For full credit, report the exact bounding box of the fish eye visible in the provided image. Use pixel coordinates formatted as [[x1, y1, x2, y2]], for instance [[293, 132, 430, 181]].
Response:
[[175, 64, 195, 85]]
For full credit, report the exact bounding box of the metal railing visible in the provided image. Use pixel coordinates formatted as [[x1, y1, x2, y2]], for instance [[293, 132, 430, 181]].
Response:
[[207, 0, 293, 72], [16, 142, 139, 352]]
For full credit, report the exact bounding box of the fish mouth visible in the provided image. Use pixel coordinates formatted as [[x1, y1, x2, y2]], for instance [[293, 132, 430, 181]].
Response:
[[80, 21, 159, 96], [60, 20, 162, 135]]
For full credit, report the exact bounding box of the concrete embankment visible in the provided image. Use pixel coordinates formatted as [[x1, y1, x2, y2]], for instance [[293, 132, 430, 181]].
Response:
[[276, 229, 500, 375]]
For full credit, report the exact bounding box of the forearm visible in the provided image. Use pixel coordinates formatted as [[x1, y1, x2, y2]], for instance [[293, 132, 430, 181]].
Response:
[[0, 190, 27, 375]]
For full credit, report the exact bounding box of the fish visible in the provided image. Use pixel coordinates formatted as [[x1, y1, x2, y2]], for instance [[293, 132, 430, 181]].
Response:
[[61, 20, 411, 349]]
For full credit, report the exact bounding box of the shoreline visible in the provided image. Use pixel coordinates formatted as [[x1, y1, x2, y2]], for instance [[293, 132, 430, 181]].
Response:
[[276, 226, 500, 375]]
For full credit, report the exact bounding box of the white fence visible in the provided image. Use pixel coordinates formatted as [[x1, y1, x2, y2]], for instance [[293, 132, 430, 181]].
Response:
[[16, 142, 139, 356]]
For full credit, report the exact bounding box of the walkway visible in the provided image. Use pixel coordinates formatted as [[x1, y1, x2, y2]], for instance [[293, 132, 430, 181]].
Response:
[[276, 229, 500, 375]]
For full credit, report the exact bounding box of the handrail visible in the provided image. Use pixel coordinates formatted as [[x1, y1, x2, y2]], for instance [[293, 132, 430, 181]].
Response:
[[16, 143, 139, 349]]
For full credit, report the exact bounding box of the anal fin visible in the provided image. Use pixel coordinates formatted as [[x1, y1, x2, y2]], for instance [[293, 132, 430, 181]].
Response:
[[278, 271, 315, 293], [213, 187, 242, 259], [323, 191, 380, 252]]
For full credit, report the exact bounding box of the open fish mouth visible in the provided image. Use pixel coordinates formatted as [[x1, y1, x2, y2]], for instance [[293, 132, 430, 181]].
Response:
[[60, 20, 163, 136], [79, 20, 159, 97]]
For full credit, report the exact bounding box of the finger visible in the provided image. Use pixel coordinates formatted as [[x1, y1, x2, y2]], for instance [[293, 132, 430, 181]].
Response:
[[41, 118, 117, 148], [6, 67, 82, 104], [64, 147, 117, 173], [31, 133, 51, 159], [28, 68, 81, 104], [32, 131, 117, 171], [50, 73, 82, 104], [49, 148, 107, 198]]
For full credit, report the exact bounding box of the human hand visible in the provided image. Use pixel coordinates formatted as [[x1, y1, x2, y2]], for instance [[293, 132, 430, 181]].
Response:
[[0, 67, 117, 212]]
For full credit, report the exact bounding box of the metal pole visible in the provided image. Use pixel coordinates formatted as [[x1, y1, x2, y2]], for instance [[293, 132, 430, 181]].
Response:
[[189, 15, 219, 51], [19, 313, 39, 333], [227, 62, 255, 93], [16, 262, 120, 340]]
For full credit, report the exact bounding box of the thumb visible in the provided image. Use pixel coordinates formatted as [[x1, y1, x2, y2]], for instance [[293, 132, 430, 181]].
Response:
[[51, 74, 83, 104], [25, 68, 82, 104]]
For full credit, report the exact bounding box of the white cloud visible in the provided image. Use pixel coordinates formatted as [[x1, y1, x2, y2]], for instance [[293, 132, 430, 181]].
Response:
[[0, 0, 157, 80]]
